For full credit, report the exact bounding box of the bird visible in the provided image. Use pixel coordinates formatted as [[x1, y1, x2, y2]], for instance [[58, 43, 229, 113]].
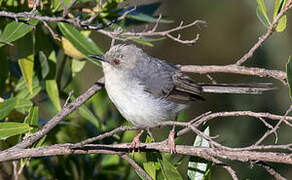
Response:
[[89, 44, 275, 153]]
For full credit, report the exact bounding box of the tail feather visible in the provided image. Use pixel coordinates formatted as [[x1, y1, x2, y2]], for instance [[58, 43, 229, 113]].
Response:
[[199, 83, 276, 94]]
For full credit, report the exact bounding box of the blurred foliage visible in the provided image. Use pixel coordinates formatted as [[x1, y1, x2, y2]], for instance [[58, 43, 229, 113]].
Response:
[[0, 0, 194, 179], [0, 0, 291, 180]]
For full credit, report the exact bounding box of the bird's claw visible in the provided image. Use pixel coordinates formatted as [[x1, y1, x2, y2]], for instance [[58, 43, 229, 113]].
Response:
[[168, 129, 176, 154]]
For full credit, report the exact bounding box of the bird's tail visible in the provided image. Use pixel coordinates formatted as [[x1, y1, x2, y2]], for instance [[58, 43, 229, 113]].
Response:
[[199, 83, 276, 94]]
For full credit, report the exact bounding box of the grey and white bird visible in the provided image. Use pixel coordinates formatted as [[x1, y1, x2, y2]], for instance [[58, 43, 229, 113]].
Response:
[[90, 44, 274, 153]]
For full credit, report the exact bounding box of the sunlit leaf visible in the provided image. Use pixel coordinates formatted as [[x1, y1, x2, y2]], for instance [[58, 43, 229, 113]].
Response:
[[187, 127, 210, 180], [275, 15, 287, 32], [45, 80, 61, 111], [0, 21, 34, 48], [0, 98, 17, 119], [0, 122, 32, 140], [18, 54, 34, 94], [286, 56, 292, 101], [256, 0, 271, 28]]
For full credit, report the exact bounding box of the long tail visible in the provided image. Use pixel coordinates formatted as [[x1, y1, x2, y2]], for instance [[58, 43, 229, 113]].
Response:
[[199, 83, 276, 94]]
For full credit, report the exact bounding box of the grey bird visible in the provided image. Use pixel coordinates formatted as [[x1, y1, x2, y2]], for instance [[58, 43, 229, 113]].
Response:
[[90, 44, 274, 153]]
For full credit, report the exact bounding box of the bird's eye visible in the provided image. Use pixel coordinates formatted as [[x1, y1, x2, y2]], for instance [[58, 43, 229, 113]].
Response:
[[113, 59, 120, 65]]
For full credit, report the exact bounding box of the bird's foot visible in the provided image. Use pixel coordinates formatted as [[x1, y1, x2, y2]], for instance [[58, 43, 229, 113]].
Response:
[[168, 128, 176, 154], [130, 130, 144, 156]]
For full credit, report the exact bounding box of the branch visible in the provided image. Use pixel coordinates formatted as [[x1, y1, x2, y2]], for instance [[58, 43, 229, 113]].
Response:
[[98, 20, 206, 45], [179, 65, 287, 85], [121, 154, 153, 180], [235, 1, 292, 65], [1, 143, 292, 164], [6, 78, 104, 151]]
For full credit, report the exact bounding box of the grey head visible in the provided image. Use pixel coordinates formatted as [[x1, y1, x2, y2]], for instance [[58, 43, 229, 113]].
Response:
[[90, 44, 204, 103]]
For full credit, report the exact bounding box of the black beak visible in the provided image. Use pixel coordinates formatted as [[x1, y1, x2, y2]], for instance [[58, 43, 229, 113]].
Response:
[[89, 54, 107, 62]]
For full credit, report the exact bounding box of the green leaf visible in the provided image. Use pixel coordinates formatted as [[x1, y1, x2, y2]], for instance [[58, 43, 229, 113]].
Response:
[[18, 54, 34, 94], [188, 127, 210, 180], [256, 0, 271, 28], [39, 51, 50, 79], [57, 23, 103, 65], [286, 56, 292, 101], [79, 103, 100, 129], [0, 98, 17, 119], [24, 106, 39, 133], [275, 15, 287, 32], [143, 161, 156, 179], [0, 21, 34, 48], [127, 13, 173, 23], [160, 155, 183, 180], [72, 59, 86, 77], [45, 80, 61, 111], [273, 0, 283, 19], [15, 98, 33, 113], [101, 155, 120, 167], [0, 122, 32, 140]]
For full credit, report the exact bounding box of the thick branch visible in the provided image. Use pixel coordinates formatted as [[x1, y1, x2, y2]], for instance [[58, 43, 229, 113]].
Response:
[[1, 143, 291, 165]]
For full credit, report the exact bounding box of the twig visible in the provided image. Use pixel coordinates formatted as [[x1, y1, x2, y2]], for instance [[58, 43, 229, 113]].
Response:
[[256, 162, 287, 180], [121, 154, 153, 180], [235, 2, 292, 65]]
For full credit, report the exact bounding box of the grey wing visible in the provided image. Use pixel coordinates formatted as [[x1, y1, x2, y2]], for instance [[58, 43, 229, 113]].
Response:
[[134, 57, 204, 103]]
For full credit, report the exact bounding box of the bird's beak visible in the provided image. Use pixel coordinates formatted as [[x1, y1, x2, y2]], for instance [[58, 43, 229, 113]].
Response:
[[89, 54, 108, 63]]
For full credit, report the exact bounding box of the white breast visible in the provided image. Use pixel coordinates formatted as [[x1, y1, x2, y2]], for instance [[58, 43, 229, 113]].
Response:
[[103, 65, 186, 127]]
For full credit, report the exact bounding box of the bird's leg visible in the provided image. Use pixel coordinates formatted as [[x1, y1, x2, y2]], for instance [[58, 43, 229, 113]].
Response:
[[130, 129, 144, 156], [168, 125, 176, 154]]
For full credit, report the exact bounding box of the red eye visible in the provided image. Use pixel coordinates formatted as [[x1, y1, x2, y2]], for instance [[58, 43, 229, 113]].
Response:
[[113, 59, 120, 65]]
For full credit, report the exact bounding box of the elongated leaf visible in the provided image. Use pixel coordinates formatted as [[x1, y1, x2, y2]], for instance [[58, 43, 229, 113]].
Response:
[[72, 58, 86, 77], [18, 54, 34, 94], [79, 104, 100, 129], [127, 13, 172, 23], [276, 15, 287, 32], [57, 23, 102, 65], [256, 0, 271, 28], [188, 127, 210, 180], [24, 106, 39, 133], [143, 161, 156, 179], [286, 56, 292, 101], [160, 156, 183, 180], [39, 51, 49, 79], [0, 122, 32, 140], [15, 98, 33, 113], [273, 0, 283, 19], [0, 21, 33, 48], [0, 98, 17, 119], [45, 80, 61, 111]]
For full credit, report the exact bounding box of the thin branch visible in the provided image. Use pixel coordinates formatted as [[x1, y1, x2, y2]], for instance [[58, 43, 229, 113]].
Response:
[[6, 78, 104, 151], [179, 65, 287, 85], [256, 162, 287, 180], [235, 2, 292, 65], [120, 154, 153, 180]]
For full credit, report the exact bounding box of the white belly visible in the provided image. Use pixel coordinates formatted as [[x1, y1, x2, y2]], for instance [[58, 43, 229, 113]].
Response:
[[104, 70, 186, 127]]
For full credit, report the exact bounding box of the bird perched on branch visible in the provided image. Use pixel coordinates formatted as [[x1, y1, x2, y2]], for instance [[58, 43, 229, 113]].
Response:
[[90, 44, 275, 153]]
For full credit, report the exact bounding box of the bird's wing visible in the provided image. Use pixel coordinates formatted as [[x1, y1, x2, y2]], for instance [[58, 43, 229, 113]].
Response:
[[134, 57, 204, 103]]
